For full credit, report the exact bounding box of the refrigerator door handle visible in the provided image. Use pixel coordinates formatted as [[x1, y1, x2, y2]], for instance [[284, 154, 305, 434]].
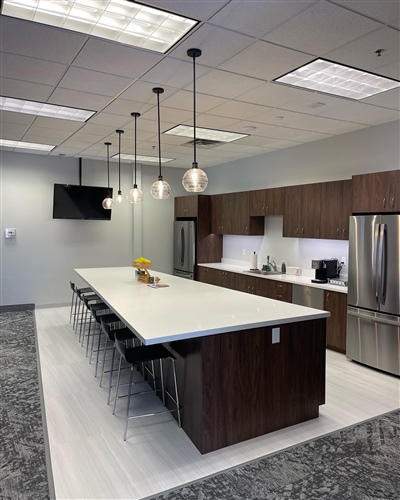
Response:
[[379, 224, 387, 305], [373, 223, 380, 300], [180, 225, 185, 266]]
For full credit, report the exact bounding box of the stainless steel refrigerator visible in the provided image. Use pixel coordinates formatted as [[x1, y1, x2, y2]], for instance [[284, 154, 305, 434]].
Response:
[[173, 220, 196, 280], [347, 215, 400, 375]]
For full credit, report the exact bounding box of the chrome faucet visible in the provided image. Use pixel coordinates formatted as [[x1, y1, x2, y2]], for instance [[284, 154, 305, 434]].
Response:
[[267, 256, 277, 271]]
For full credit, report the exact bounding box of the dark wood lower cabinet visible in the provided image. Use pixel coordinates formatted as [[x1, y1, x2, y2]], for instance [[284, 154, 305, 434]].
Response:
[[324, 290, 347, 353], [166, 318, 326, 454]]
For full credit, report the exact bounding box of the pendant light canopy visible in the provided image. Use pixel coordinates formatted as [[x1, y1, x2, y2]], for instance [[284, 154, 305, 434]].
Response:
[[150, 87, 171, 200], [127, 112, 143, 204], [116, 129, 124, 203], [182, 48, 208, 193], [102, 141, 115, 209]]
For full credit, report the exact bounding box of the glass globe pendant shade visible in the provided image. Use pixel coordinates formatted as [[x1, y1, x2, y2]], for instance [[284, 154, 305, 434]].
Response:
[[182, 163, 208, 192], [102, 196, 115, 209], [127, 185, 143, 203], [150, 177, 171, 200], [117, 190, 123, 203]]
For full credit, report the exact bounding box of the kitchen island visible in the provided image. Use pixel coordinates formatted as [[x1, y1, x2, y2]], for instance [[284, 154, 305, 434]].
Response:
[[76, 267, 330, 454]]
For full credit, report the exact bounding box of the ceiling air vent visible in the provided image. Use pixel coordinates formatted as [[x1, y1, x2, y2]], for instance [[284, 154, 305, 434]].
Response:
[[182, 138, 224, 149]]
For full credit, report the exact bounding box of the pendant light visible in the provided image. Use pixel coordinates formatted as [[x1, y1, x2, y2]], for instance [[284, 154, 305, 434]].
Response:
[[102, 142, 115, 209], [127, 112, 143, 204], [150, 87, 171, 200], [116, 129, 124, 203], [182, 48, 208, 193]]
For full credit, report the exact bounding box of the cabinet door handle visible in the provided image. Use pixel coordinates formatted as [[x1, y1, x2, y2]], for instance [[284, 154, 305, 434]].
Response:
[[276, 294, 283, 299], [301, 228, 305, 236], [342, 228, 346, 238], [276, 284, 283, 288], [326, 292, 330, 302], [383, 198, 387, 208], [245, 226, 248, 233], [296, 227, 300, 236], [266, 206, 269, 214], [336, 228, 340, 237], [391, 197, 395, 208], [262, 206, 265, 214]]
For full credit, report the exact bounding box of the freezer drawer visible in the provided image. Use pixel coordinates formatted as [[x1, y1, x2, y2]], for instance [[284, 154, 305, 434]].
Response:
[[346, 307, 400, 376]]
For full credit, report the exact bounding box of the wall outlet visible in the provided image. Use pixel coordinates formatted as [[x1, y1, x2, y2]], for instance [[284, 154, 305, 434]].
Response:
[[272, 327, 280, 344], [242, 248, 246, 256], [341, 256, 347, 266]]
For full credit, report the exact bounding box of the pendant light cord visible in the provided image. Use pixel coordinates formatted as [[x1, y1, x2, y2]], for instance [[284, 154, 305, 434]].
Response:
[[107, 143, 110, 188], [118, 131, 121, 191], [134, 114, 137, 186], [157, 91, 162, 179], [193, 53, 197, 166]]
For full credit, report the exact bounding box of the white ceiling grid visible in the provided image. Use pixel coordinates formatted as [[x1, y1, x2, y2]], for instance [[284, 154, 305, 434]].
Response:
[[0, 0, 398, 167]]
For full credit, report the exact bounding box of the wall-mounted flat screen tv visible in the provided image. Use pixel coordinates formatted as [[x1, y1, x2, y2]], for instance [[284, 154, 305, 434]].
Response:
[[53, 184, 113, 220]]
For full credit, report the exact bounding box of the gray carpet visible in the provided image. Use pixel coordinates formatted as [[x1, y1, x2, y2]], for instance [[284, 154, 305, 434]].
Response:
[[152, 409, 400, 500], [0, 306, 50, 500]]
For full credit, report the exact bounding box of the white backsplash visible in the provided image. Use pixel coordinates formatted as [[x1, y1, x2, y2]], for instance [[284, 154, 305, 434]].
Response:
[[222, 216, 349, 278]]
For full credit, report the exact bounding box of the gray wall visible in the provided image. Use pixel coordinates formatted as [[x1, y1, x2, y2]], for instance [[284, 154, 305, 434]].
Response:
[[0, 151, 187, 306]]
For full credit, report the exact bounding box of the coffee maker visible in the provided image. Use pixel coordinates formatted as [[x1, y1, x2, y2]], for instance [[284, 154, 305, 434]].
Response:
[[311, 259, 338, 283]]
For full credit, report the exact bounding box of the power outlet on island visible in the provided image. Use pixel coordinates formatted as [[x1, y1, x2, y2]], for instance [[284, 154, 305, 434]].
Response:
[[272, 327, 280, 344]]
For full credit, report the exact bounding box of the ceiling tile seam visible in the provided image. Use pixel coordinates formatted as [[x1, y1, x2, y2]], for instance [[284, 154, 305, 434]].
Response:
[[327, 0, 400, 26]]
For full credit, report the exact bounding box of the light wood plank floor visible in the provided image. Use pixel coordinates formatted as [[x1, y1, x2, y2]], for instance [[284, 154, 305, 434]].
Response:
[[35, 306, 400, 500]]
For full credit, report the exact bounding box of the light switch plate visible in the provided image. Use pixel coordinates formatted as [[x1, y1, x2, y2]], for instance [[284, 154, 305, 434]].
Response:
[[5, 228, 16, 239], [272, 327, 280, 344]]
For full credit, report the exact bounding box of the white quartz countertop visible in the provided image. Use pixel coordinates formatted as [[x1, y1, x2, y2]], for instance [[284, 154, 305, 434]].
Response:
[[198, 263, 348, 294], [75, 267, 330, 345]]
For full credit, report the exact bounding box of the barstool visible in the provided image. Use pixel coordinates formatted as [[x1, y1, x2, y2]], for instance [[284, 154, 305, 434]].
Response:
[[79, 295, 103, 345], [69, 281, 94, 330], [99, 320, 137, 405], [89, 309, 122, 377], [112, 333, 181, 441]]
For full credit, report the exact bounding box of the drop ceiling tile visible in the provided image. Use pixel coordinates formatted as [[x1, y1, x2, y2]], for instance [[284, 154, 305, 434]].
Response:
[[213, 143, 271, 155], [259, 139, 302, 149], [0, 53, 68, 86], [59, 140, 96, 149], [261, 127, 312, 140], [120, 81, 177, 103], [318, 102, 400, 125], [281, 130, 333, 143], [0, 78, 54, 102], [32, 117, 84, 132], [292, 116, 369, 134], [0, 110, 35, 126], [227, 120, 276, 136], [251, 108, 310, 127], [235, 82, 311, 108], [389, 18, 400, 29], [48, 89, 111, 111], [194, 113, 241, 130], [102, 99, 153, 116], [363, 88, 400, 110], [24, 126, 75, 140], [233, 134, 278, 147], [49, 147, 81, 155], [72, 39, 163, 79], [58, 67, 133, 97], [279, 93, 352, 115], [162, 90, 226, 113], [193, 69, 264, 99], [168, 24, 255, 67], [207, 100, 270, 120], [0, 122, 31, 139], [141, 58, 211, 89], [219, 41, 312, 81], [209, 0, 317, 38], [329, 0, 400, 24], [64, 132, 105, 144], [140, 0, 227, 21], [263, 1, 381, 56], [78, 123, 117, 136], [20, 133, 59, 145], [374, 60, 400, 80], [88, 113, 131, 128], [326, 27, 400, 75], [140, 105, 193, 124], [0, 16, 87, 63]]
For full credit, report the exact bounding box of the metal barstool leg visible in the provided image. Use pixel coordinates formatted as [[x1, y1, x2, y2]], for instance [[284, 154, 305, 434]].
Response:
[[159, 359, 166, 405], [107, 346, 116, 405], [94, 322, 103, 376], [112, 356, 123, 415], [69, 289, 75, 324], [86, 315, 94, 356], [99, 334, 109, 387], [123, 366, 134, 441], [172, 359, 181, 427]]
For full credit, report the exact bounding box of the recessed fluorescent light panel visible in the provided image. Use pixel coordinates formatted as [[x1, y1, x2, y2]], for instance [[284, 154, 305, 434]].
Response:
[[0, 139, 56, 151], [113, 153, 174, 163], [164, 125, 248, 142], [0, 96, 96, 122], [274, 58, 400, 100], [1, 0, 198, 53]]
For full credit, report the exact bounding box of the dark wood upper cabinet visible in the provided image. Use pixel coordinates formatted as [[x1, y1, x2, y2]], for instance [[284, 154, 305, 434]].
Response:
[[283, 183, 321, 238], [174, 195, 198, 218], [211, 192, 264, 236], [249, 188, 284, 216], [320, 180, 352, 240], [352, 170, 400, 213]]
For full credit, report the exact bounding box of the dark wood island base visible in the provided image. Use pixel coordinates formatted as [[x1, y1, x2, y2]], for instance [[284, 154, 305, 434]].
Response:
[[167, 318, 326, 454]]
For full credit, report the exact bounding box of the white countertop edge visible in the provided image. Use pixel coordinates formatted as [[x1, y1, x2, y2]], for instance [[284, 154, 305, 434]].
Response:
[[144, 311, 330, 345], [198, 263, 348, 294]]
